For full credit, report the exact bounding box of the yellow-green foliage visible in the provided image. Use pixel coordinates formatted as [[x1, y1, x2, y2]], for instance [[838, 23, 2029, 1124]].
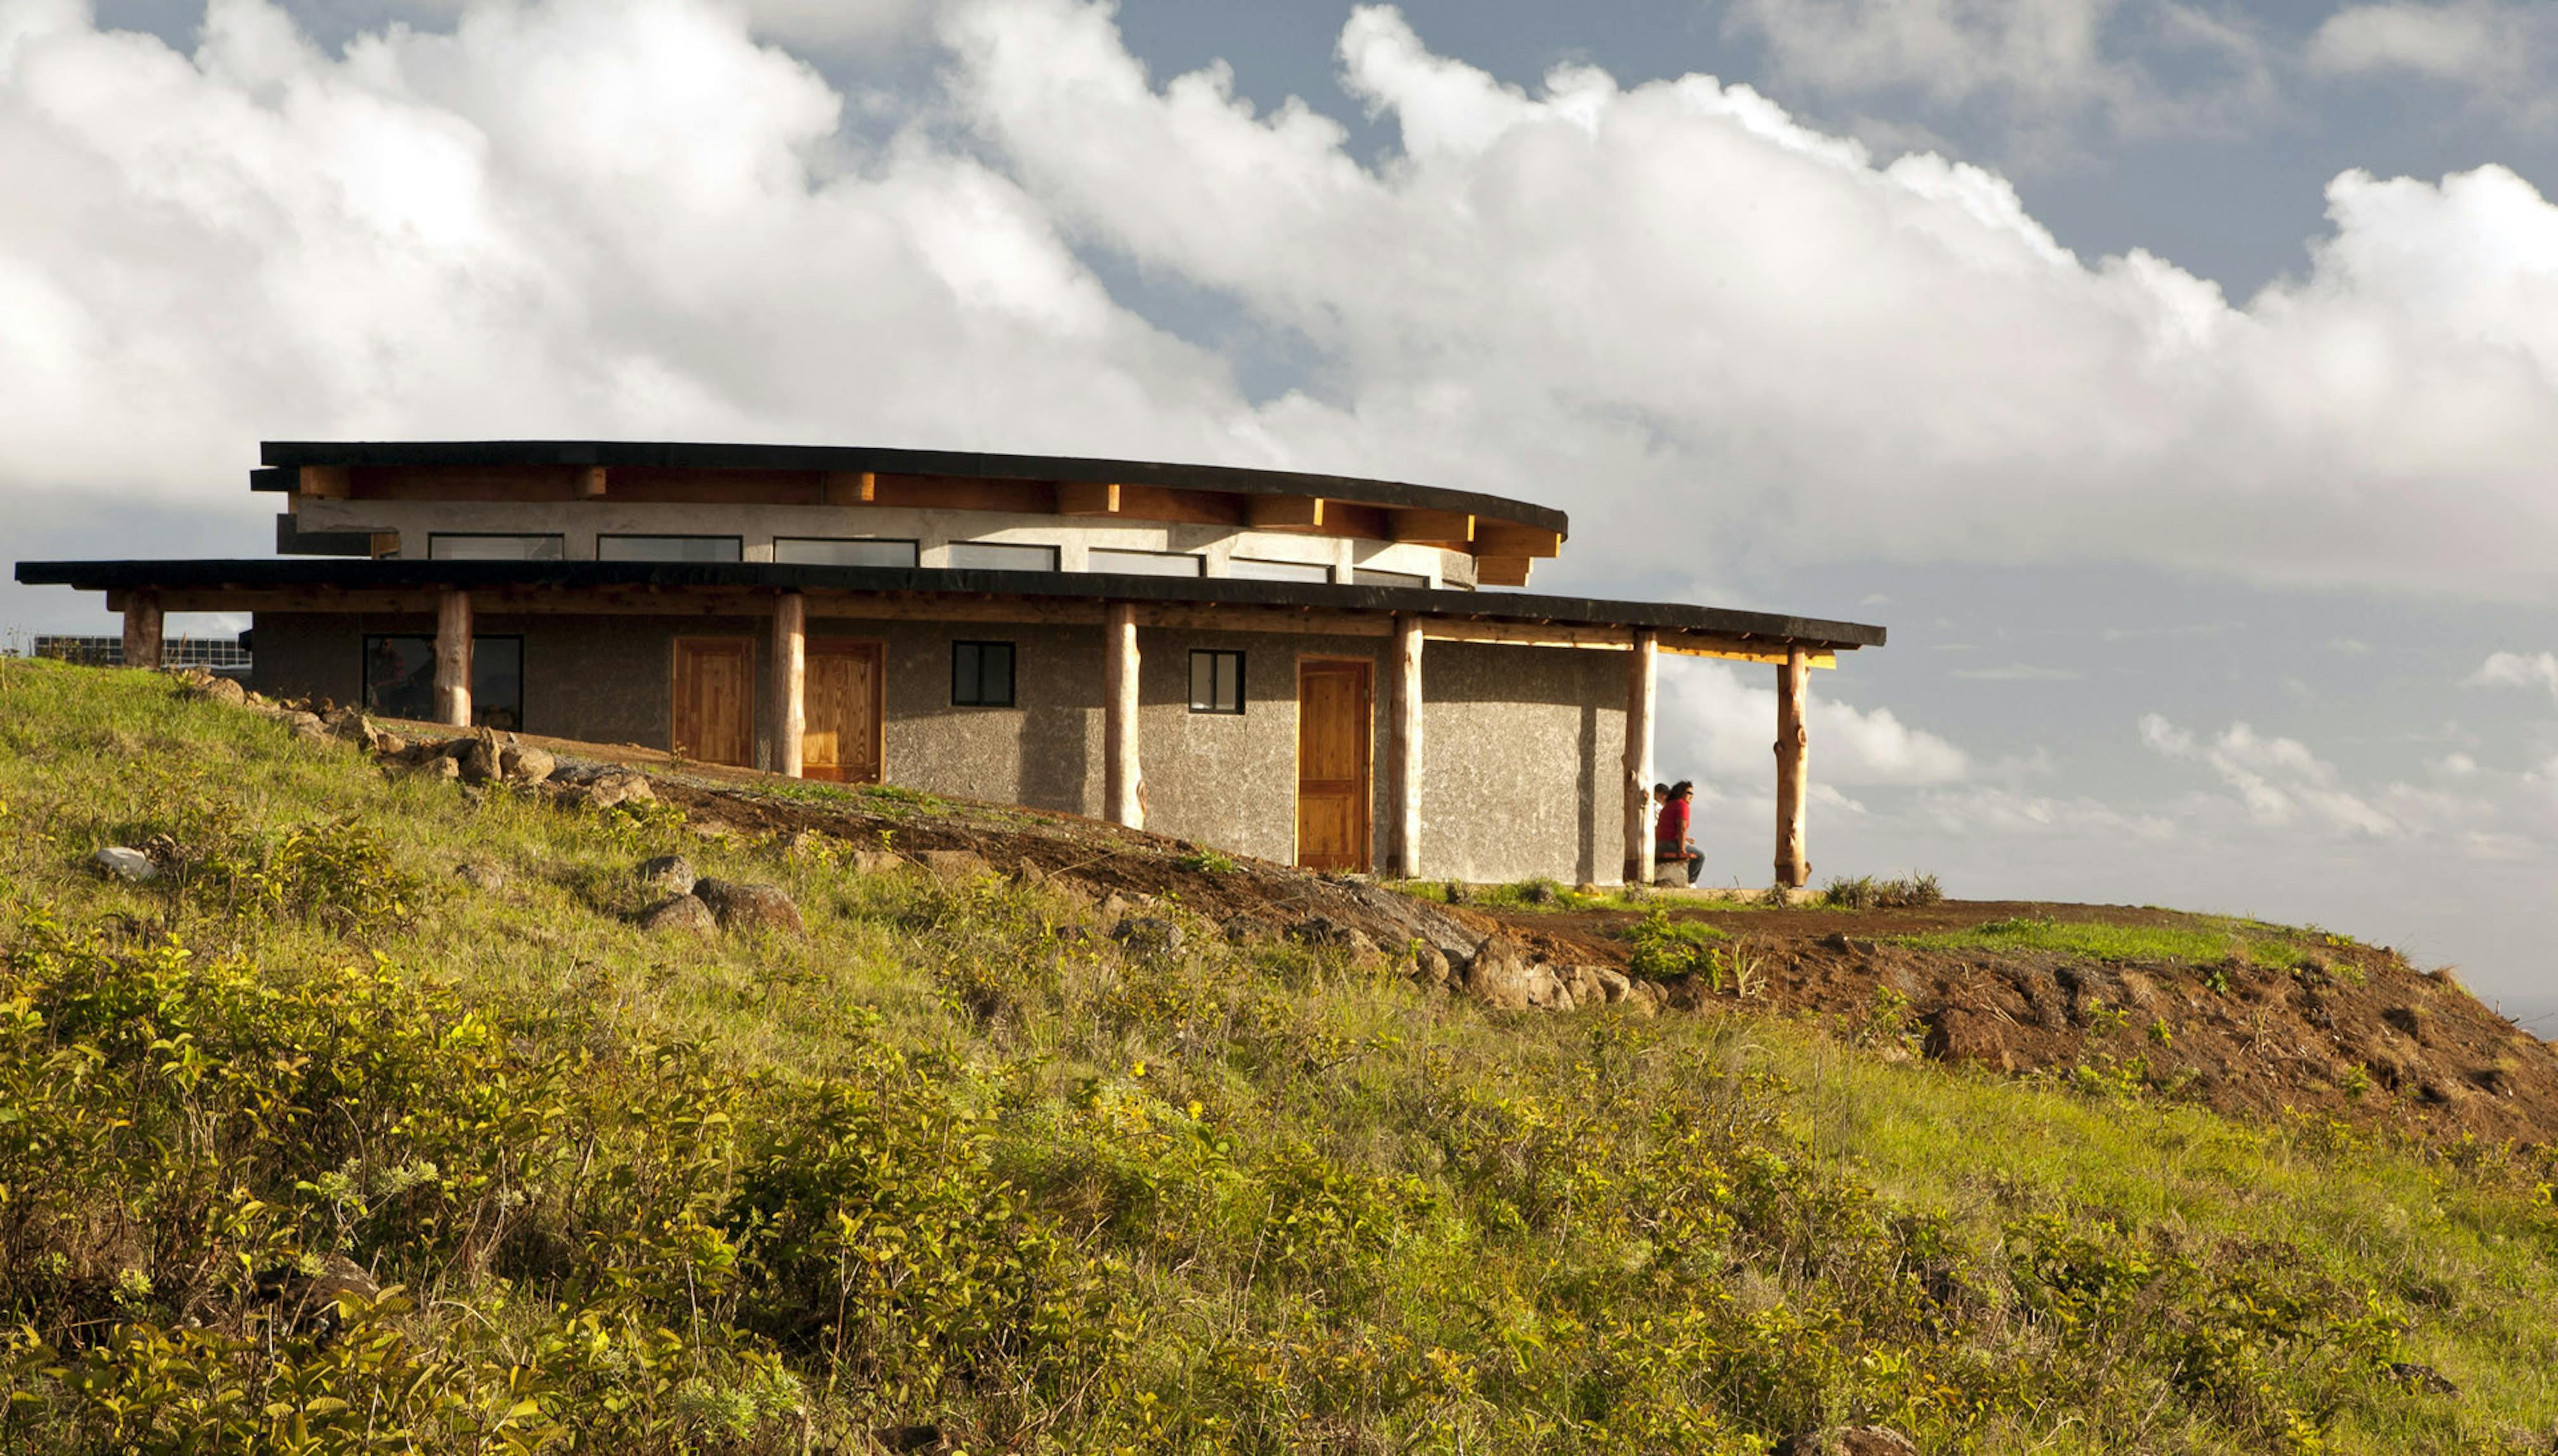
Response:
[[1, 657, 2555, 1453]]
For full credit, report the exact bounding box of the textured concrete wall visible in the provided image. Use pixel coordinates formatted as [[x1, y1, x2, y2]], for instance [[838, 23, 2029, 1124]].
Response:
[[249, 612, 1620, 883], [296, 498, 1471, 586], [1419, 643, 1623, 886]]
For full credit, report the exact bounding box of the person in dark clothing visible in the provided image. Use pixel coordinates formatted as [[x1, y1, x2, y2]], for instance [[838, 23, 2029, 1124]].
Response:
[[1653, 780, 1703, 886]]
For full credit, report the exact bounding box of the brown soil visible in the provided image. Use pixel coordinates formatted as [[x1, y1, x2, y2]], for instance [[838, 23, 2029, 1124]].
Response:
[[1485, 897, 2558, 1146], [403, 719, 2558, 1147]]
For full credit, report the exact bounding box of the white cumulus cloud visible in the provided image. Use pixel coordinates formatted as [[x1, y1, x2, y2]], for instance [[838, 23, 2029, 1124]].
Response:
[[2139, 712, 2398, 836], [1661, 657, 1972, 788], [2464, 651, 2558, 700]]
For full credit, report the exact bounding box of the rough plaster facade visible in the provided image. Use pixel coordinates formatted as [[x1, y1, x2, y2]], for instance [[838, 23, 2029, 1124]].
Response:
[[251, 612, 1622, 882], [294, 498, 1477, 588]]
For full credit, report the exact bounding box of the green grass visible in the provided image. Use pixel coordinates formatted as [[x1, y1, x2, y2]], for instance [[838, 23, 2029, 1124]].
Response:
[[1896, 913, 2331, 969], [2, 658, 2555, 1453]]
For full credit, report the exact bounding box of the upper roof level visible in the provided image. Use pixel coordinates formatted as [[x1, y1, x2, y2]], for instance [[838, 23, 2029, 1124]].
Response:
[[255, 441, 1570, 586]]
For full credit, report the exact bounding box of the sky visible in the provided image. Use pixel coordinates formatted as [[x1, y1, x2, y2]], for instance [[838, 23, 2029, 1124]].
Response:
[[6, 0, 2558, 1020]]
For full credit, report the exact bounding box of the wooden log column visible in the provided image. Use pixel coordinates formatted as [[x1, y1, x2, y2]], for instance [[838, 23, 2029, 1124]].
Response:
[[120, 590, 163, 670], [772, 591, 807, 778], [433, 589, 473, 727], [1389, 613, 1425, 879], [1104, 603, 1143, 828], [1622, 627, 1657, 886], [1774, 646, 1810, 888]]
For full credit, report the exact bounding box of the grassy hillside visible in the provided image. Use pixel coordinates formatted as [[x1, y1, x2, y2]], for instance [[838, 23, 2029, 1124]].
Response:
[[2, 657, 2556, 1453]]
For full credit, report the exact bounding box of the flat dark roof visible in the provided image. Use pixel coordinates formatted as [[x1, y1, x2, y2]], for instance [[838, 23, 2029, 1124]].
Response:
[[15, 558, 1886, 650], [253, 440, 1573, 536]]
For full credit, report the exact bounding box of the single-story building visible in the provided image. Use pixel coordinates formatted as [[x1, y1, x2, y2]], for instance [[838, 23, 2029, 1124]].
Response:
[[15, 441, 1885, 886]]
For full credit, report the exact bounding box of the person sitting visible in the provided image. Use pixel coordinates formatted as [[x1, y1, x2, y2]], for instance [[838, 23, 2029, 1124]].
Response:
[[1653, 779, 1703, 886]]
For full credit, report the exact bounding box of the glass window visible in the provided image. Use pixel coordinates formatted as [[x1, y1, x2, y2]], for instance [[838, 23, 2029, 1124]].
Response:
[[1227, 557, 1332, 583], [946, 542, 1059, 572], [1089, 548, 1204, 577], [774, 537, 920, 567], [1188, 650, 1245, 714], [597, 535, 743, 562], [362, 635, 525, 731], [952, 641, 1016, 707], [429, 534, 564, 561], [1352, 568, 1429, 589]]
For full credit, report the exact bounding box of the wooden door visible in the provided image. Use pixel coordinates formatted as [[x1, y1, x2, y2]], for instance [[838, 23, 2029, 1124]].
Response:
[[672, 637, 755, 768], [1296, 659, 1373, 871], [803, 638, 884, 784]]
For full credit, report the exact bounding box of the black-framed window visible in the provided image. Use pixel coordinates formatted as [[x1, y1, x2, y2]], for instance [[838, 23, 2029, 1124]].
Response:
[[362, 634, 525, 731], [1189, 650, 1245, 714], [952, 641, 1016, 707], [597, 534, 743, 562], [774, 537, 919, 567], [429, 533, 564, 560]]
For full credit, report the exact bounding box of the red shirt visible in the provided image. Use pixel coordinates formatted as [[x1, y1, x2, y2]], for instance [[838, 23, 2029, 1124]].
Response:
[[1655, 798, 1689, 851]]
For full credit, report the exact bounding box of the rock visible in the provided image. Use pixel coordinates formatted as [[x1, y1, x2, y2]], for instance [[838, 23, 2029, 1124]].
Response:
[[636, 894, 717, 936], [1111, 916, 1186, 961], [454, 860, 508, 892], [183, 674, 248, 708], [260, 708, 329, 743], [456, 734, 503, 784], [500, 744, 556, 785], [691, 877, 803, 935], [1286, 915, 1377, 956], [1461, 936, 1570, 1010], [90, 846, 159, 882], [1411, 941, 1452, 984], [2388, 1361, 2459, 1396], [636, 855, 698, 896], [372, 731, 409, 757], [917, 848, 990, 880], [1592, 965, 1635, 1004], [1775, 1426, 1920, 1456], [420, 755, 462, 782], [850, 850, 905, 875], [1223, 915, 1282, 946], [558, 770, 653, 808], [1924, 1007, 2013, 1071], [1520, 881, 1556, 905]]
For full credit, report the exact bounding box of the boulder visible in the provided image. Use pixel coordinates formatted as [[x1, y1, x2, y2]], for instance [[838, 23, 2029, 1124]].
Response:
[[1592, 965, 1635, 1005], [1923, 1008, 2013, 1072], [850, 850, 905, 875], [1462, 936, 1570, 1011], [636, 894, 717, 936], [1286, 915, 1377, 957], [691, 877, 803, 936], [90, 846, 158, 882], [456, 734, 503, 784], [637, 855, 698, 896], [917, 848, 991, 880], [2387, 1361, 2459, 1396], [1223, 915, 1282, 946], [1111, 916, 1186, 962], [454, 860, 508, 893], [182, 674, 248, 708], [1411, 941, 1453, 985], [501, 744, 557, 785], [1775, 1428, 1920, 1456], [558, 770, 653, 809]]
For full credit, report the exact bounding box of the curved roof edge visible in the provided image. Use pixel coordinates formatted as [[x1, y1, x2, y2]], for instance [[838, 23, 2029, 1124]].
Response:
[[16, 558, 1884, 650], [257, 440, 1573, 536]]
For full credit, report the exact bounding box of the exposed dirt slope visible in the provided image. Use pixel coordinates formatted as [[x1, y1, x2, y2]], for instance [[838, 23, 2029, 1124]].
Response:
[[377, 713, 2558, 1147]]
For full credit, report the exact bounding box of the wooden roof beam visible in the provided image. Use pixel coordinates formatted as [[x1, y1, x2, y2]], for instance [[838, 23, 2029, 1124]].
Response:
[[298, 465, 350, 499], [1390, 509, 1473, 547], [1475, 556, 1533, 588], [577, 467, 608, 499], [822, 471, 876, 505], [1475, 522, 1562, 558], [1245, 494, 1325, 530], [1057, 480, 1121, 515]]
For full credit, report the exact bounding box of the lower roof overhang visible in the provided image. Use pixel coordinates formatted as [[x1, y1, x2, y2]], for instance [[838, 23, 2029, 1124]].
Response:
[[15, 558, 1885, 663]]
